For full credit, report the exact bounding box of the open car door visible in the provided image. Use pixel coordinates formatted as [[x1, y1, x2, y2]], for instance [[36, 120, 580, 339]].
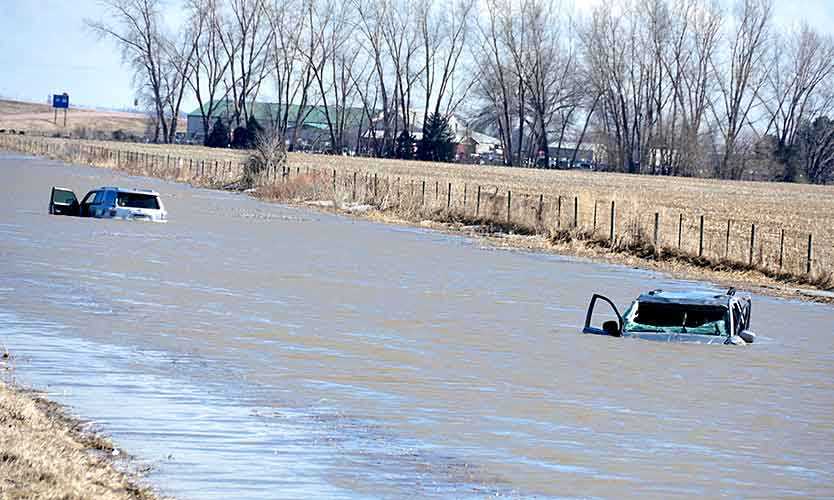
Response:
[[49, 187, 80, 216], [583, 294, 623, 336]]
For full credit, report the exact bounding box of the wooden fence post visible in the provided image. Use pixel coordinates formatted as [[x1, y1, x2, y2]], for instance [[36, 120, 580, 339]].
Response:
[[807, 233, 813, 274], [557, 196, 562, 229], [537, 194, 544, 224], [374, 173, 378, 198], [725, 220, 731, 258], [653, 212, 659, 249], [447, 182, 451, 210], [698, 215, 705, 257], [609, 201, 615, 242], [573, 196, 578, 228], [678, 214, 683, 249], [779, 229, 785, 270], [506, 190, 512, 223], [352, 171, 357, 201], [749, 224, 756, 266], [332, 169, 336, 191], [422, 180, 426, 205], [592, 201, 598, 234], [476, 185, 481, 216], [435, 180, 439, 200], [463, 184, 468, 211]]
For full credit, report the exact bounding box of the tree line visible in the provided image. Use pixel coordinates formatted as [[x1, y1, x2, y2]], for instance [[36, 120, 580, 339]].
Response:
[[88, 0, 834, 183]]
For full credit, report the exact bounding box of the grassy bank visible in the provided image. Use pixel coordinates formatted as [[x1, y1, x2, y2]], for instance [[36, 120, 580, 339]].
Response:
[[0, 376, 158, 499], [0, 99, 152, 139], [2, 134, 832, 300]]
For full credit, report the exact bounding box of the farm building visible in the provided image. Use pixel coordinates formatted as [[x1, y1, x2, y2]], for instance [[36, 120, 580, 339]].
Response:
[[546, 141, 601, 168], [455, 130, 503, 162], [360, 109, 501, 161], [186, 101, 366, 152]]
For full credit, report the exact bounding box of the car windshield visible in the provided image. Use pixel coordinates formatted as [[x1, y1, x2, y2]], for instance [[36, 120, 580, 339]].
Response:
[[624, 301, 728, 336], [116, 192, 159, 209], [53, 190, 76, 204]]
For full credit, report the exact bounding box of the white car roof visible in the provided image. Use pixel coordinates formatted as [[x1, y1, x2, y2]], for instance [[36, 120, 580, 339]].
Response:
[[98, 187, 161, 196]]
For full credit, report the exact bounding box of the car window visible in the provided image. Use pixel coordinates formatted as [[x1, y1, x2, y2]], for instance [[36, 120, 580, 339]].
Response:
[[103, 190, 117, 206], [92, 191, 105, 204], [624, 302, 728, 336], [81, 191, 97, 205], [116, 192, 160, 209], [52, 190, 76, 204]]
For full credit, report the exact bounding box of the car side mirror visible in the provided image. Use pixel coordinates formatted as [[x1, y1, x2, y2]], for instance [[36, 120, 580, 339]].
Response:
[[738, 330, 756, 344], [603, 320, 621, 337]]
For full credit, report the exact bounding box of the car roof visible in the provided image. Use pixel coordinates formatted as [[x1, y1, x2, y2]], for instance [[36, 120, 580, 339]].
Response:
[[636, 289, 735, 308], [98, 186, 160, 196]]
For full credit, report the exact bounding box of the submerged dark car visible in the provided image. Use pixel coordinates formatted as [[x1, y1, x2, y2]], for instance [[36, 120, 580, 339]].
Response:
[[583, 288, 757, 345]]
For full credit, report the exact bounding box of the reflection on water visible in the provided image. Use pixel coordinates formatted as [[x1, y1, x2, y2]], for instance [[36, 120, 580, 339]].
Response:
[[2, 153, 834, 498]]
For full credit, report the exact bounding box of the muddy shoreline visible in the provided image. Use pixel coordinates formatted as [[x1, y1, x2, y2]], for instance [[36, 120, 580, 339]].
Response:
[[0, 368, 159, 500]]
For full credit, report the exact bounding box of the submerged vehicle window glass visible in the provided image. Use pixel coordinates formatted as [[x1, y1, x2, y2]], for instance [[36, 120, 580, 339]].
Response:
[[116, 193, 160, 209], [624, 302, 728, 336], [53, 190, 76, 204]]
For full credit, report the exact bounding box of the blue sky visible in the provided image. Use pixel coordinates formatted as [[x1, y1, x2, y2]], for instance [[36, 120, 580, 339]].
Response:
[[1, 0, 832, 110]]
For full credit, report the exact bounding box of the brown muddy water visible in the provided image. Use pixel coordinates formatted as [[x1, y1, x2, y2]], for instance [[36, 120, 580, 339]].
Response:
[[1, 152, 833, 499]]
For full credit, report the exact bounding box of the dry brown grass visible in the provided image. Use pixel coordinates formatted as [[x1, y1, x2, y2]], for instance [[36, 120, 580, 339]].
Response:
[[0, 380, 158, 500], [0, 99, 180, 139], [3, 134, 832, 292]]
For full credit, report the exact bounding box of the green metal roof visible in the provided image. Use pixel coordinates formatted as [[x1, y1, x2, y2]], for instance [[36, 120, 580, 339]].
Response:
[[187, 100, 366, 129]]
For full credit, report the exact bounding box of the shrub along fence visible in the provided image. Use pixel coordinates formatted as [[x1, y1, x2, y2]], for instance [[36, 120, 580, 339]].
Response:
[[1, 133, 830, 286]]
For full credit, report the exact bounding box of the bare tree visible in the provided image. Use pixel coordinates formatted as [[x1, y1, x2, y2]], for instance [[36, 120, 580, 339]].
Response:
[[217, 0, 272, 127], [354, 0, 395, 156], [264, 0, 316, 150], [709, 0, 773, 179], [88, 0, 190, 143], [472, 0, 517, 165], [420, 0, 475, 126], [247, 127, 288, 185], [657, 0, 723, 176], [382, 0, 426, 142], [186, 0, 232, 143], [509, 0, 582, 168], [582, 2, 657, 173], [760, 25, 834, 180], [304, 0, 359, 153], [795, 116, 834, 184]]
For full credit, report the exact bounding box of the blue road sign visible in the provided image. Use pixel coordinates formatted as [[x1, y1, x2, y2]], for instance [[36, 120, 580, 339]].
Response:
[[52, 94, 69, 109]]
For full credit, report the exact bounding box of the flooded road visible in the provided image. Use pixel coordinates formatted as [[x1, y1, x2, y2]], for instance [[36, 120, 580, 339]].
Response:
[[2, 152, 833, 498]]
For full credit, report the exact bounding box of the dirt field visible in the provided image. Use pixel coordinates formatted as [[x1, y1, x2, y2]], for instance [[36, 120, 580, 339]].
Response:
[[0, 99, 153, 138], [2, 134, 832, 292], [0, 377, 157, 500]]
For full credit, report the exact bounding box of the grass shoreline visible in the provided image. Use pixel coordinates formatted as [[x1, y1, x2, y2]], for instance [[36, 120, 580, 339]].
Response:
[[0, 370, 159, 499]]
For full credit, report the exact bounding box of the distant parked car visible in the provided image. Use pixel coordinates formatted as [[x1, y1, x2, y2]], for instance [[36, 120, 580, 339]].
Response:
[[49, 186, 167, 222], [583, 288, 756, 345]]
